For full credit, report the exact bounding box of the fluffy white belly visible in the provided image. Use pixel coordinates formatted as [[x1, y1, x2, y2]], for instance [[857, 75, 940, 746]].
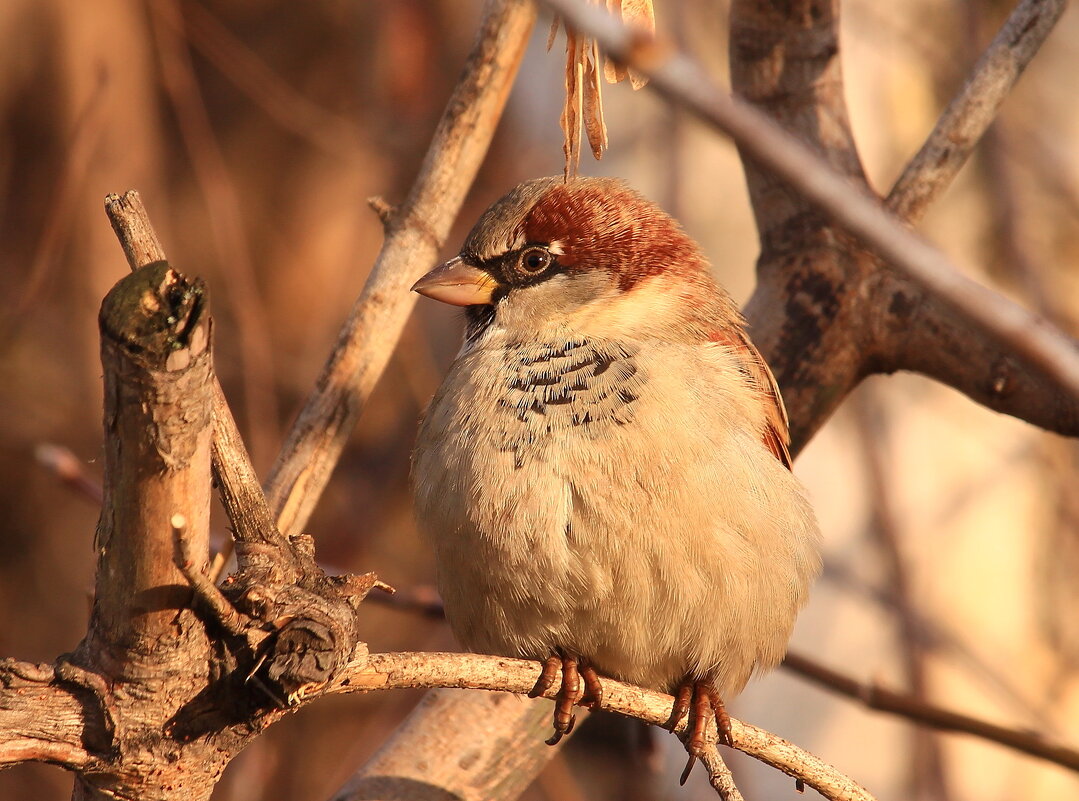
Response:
[[412, 336, 819, 696]]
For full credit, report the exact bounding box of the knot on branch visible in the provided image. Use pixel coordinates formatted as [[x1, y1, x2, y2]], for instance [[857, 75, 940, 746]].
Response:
[[228, 566, 380, 706], [182, 534, 386, 711]]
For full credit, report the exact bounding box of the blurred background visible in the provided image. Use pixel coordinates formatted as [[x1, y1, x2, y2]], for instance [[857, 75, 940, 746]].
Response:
[[1, 1, 1078, 799]]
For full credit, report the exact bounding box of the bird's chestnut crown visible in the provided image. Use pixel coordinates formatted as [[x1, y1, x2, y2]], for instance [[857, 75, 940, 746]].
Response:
[[411, 176, 708, 308]]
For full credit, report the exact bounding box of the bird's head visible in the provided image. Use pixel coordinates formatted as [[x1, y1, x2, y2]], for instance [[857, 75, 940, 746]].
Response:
[[412, 177, 726, 341]]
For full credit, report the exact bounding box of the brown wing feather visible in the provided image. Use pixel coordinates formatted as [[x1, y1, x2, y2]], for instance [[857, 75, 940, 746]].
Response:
[[709, 329, 792, 470]]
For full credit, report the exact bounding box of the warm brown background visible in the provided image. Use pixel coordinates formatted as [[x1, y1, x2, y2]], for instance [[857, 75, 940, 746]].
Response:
[[1, 1, 1077, 799]]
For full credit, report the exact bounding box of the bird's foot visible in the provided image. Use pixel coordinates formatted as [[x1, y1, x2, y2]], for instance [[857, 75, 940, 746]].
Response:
[[528, 653, 603, 746], [665, 679, 733, 785]]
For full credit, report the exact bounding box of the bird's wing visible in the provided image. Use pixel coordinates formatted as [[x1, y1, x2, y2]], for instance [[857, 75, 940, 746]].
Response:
[[708, 328, 793, 470]]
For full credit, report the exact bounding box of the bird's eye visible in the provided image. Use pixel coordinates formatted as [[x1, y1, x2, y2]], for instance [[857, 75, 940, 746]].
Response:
[[518, 247, 552, 275]]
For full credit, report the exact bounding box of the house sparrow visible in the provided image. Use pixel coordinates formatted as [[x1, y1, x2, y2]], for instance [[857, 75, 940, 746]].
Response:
[[411, 176, 820, 778]]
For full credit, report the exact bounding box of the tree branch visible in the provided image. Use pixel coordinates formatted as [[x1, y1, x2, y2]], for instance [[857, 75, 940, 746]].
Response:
[[783, 652, 1079, 774], [68, 261, 230, 800], [866, 272, 1079, 434], [328, 652, 878, 801], [369, 580, 1079, 780], [887, 0, 1067, 223]]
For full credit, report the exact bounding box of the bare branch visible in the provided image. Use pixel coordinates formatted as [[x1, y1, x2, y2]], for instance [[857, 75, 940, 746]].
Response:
[[264, 0, 538, 539], [329, 652, 877, 801], [868, 273, 1079, 435], [175, 516, 251, 637], [539, 0, 1079, 405], [104, 190, 167, 269], [783, 652, 1079, 774], [34, 442, 104, 505], [703, 752, 746, 801], [357, 575, 1075, 773], [887, 0, 1066, 222]]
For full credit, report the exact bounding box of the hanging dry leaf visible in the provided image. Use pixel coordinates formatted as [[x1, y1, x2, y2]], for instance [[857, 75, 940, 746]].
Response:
[[552, 0, 656, 178], [561, 27, 585, 179], [583, 39, 608, 160]]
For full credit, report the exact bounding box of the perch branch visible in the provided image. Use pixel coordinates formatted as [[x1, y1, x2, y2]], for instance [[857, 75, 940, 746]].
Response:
[[367, 580, 1076, 775], [887, 0, 1066, 222], [329, 652, 877, 801], [540, 0, 1079, 401]]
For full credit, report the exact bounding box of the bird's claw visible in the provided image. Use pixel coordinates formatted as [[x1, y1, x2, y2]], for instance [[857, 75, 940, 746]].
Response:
[[668, 679, 733, 785], [532, 653, 602, 745]]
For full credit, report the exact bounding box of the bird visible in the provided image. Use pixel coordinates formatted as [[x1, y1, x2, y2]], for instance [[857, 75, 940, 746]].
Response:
[[410, 176, 821, 779]]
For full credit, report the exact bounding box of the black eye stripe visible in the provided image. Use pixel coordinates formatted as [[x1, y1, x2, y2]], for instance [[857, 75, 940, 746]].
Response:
[[471, 245, 560, 300]]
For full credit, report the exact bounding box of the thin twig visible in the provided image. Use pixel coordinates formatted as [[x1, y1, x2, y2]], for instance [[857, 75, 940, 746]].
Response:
[[263, 0, 537, 538], [34, 443, 104, 505], [178, 0, 363, 161], [782, 652, 1079, 773], [887, 0, 1066, 222], [539, 0, 1079, 401], [330, 652, 877, 801], [174, 514, 251, 637]]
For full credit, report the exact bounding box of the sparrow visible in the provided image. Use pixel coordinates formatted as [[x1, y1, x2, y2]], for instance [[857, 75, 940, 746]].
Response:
[[410, 176, 821, 778]]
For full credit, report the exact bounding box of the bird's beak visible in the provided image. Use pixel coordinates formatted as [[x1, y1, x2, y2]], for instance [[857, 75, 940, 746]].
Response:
[[411, 256, 500, 306]]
